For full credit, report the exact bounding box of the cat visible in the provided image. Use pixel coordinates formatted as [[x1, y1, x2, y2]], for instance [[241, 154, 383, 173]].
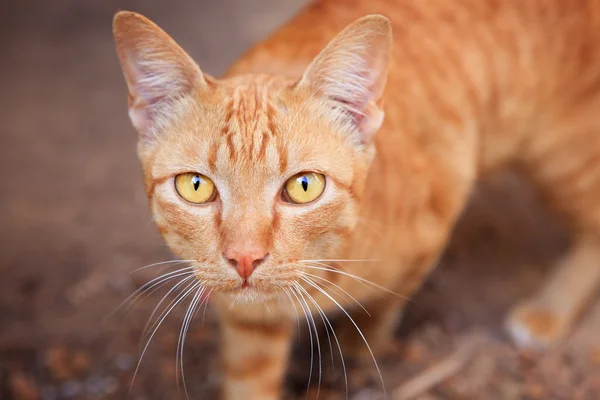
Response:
[[112, 0, 600, 398]]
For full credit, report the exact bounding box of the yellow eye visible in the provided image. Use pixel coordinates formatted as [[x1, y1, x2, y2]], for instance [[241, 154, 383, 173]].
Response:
[[284, 172, 326, 204], [175, 173, 216, 204]]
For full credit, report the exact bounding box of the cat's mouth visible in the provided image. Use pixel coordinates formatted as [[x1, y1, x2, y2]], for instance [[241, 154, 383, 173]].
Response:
[[192, 262, 298, 299], [222, 283, 281, 304], [216, 277, 290, 301]]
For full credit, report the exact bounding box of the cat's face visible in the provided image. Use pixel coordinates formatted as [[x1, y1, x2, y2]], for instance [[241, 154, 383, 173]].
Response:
[[113, 12, 391, 301]]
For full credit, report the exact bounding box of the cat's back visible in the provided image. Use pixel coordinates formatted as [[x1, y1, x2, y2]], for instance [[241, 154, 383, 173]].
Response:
[[229, 0, 600, 178], [229, 0, 600, 85]]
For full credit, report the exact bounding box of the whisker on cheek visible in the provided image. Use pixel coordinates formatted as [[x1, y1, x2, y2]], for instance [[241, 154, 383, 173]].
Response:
[[299, 261, 411, 301], [142, 275, 197, 340], [294, 283, 323, 398], [200, 289, 213, 326], [302, 271, 371, 316], [289, 285, 316, 396], [282, 288, 301, 330], [177, 285, 205, 399], [300, 276, 387, 397], [294, 280, 349, 398], [130, 280, 202, 395], [130, 259, 196, 273], [106, 266, 196, 322], [127, 270, 196, 314], [301, 258, 380, 263]]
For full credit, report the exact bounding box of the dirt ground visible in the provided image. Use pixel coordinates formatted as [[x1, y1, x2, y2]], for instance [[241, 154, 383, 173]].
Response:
[[1, 1, 599, 399]]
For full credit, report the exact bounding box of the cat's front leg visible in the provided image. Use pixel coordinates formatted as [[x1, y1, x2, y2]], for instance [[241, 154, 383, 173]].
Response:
[[217, 301, 294, 400], [506, 234, 600, 349]]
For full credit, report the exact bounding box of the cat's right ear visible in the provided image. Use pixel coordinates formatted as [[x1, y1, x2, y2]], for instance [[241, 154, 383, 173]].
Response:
[[297, 15, 392, 146], [113, 11, 207, 140]]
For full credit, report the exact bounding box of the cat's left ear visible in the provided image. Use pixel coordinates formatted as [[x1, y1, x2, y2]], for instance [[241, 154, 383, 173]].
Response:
[[113, 11, 208, 140], [297, 15, 392, 145]]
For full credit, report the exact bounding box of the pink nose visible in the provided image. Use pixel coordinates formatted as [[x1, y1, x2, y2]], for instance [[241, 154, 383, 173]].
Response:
[[223, 248, 269, 280]]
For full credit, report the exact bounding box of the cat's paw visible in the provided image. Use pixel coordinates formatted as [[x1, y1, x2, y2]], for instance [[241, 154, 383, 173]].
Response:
[[505, 302, 566, 350]]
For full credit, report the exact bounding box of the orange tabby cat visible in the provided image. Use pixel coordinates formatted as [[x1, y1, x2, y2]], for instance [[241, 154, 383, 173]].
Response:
[[113, 0, 600, 398]]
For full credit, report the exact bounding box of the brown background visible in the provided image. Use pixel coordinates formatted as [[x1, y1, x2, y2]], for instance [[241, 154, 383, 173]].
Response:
[[1, 0, 599, 399]]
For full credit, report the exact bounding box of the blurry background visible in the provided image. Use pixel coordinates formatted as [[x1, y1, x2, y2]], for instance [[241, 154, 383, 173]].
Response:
[[1, 0, 598, 399]]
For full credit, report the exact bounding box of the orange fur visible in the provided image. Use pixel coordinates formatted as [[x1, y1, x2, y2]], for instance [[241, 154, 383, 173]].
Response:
[[113, 1, 600, 397]]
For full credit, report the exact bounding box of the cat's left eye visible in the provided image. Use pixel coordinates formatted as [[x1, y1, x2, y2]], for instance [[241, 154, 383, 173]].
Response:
[[283, 172, 326, 204], [175, 173, 216, 204]]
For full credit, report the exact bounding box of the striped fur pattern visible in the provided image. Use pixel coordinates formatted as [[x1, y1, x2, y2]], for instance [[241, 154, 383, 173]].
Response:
[[113, 1, 600, 398]]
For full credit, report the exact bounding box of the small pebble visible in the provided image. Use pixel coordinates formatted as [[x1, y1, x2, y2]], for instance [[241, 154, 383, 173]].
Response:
[[589, 346, 600, 365], [102, 376, 119, 394], [350, 388, 383, 400], [403, 341, 427, 363], [115, 353, 135, 371], [72, 351, 91, 374], [523, 380, 545, 399], [40, 386, 58, 400], [85, 375, 105, 395], [60, 380, 82, 398], [8, 371, 39, 400], [45, 346, 72, 381]]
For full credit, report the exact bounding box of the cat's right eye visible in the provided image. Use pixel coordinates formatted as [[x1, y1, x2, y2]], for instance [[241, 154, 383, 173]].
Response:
[[175, 173, 217, 204]]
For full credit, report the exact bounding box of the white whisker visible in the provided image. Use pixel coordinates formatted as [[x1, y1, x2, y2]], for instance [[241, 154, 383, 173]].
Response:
[[301, 259, 379, 263], [301, 262, 410, 301], [296, 279, 348, 399], [300, 277, 387, 398], [229, 294, 240, 311], [142, 276, 197, 340], [289, 286, 315, 398], [297, 284, 335, 367], [201, 289, 213, 326], [282, 288, 301, 330], [130, 281, 201, 395], [263, 297, 272, 314], [131, 259, 195, 273], [302, 272, 371, 316], [127, 268, 196, 309], [294, 283, 323, 399], [178, 285, 204, 400], [307, 260, 379, 296], [105, 267, 196, 323]]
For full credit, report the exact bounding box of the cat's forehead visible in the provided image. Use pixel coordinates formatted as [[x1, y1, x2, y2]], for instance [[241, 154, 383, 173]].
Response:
[[216, 75, 293, 118], [203, 78, 294, 179], [221, 74, 294, 93], [151, 73, 351, 185]]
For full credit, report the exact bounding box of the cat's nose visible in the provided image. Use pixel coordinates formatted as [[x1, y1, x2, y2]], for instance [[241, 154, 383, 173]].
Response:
[[223, 249, 269, 280]]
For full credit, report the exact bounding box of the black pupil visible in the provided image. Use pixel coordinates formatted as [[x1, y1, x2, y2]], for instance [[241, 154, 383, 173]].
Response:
[[301, 176, 309, 192], [192, 176, 201, 191]]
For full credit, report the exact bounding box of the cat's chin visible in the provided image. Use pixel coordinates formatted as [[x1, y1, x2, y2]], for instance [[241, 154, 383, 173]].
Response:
[[223, 287, 279, 304]]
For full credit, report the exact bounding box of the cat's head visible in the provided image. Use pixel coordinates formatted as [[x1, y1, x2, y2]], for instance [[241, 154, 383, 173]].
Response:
[[113, 11, 391, 301]]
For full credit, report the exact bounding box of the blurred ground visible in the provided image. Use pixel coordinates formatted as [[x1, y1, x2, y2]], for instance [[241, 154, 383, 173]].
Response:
[[1, 1, 599, 399]]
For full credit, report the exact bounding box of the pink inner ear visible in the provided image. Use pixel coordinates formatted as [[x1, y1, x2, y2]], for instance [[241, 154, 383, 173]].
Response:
[[298, 17, 391, 145], [331, 96, 366, 126], [131, 63, 173, 107], [120, 38, 201, 110], [330, 69, 375, 127]]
